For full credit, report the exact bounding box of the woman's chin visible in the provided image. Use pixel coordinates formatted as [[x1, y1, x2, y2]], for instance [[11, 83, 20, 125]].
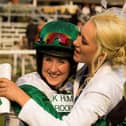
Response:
[[73, 56, 80, 62], [47, 80, 59, 87]]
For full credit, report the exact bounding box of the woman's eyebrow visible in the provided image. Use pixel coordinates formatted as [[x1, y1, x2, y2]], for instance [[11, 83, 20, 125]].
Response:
[[78, 31, 81, 35], [79, 30, 87, 41], [80, 32, 86, 41]]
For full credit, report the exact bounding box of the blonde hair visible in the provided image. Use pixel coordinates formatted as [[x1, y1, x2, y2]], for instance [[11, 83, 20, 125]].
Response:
[[89, 12, 126, 77]]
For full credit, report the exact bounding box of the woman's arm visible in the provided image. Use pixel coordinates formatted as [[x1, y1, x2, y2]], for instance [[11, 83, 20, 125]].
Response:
[[0, 78, 30, 107]]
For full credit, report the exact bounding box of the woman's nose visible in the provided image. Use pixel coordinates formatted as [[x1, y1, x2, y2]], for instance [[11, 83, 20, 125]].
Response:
[[73, 36, 80, 47], [50, 62, 58, 73]]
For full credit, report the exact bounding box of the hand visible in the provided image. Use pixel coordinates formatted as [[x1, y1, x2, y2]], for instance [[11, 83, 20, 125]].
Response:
[[0, 78, 30, 107]]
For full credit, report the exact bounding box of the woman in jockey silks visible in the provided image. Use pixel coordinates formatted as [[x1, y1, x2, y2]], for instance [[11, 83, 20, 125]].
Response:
[[0, 20, 78, 126]]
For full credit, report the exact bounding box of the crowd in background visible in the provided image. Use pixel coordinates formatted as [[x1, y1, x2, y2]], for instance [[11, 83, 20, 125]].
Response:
[[0, 0, 106, 50]]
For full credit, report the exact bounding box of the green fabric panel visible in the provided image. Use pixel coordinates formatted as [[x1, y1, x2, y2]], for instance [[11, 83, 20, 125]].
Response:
[[118, 119, 126, 126], [93, 118, 126, 126], [92, 119, 107, 126], [40, 20, 78, 41], [0, 98, 2, 105], [11, 84, 67, 119]]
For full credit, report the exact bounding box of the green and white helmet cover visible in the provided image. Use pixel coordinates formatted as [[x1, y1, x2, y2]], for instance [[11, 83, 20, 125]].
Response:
[[34, 20, 79, 58]]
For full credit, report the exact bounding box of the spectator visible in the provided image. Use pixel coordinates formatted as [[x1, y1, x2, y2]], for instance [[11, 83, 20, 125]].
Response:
[[26, 18, 38, 49], [35, 19, 46, 42]]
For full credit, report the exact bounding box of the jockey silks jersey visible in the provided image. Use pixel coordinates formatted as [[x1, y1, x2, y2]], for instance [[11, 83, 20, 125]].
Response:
[[15, 72, 74, 114]]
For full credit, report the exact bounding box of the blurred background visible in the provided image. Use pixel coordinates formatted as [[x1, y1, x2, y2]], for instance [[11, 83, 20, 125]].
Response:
[[0, 0, 125, 80]]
